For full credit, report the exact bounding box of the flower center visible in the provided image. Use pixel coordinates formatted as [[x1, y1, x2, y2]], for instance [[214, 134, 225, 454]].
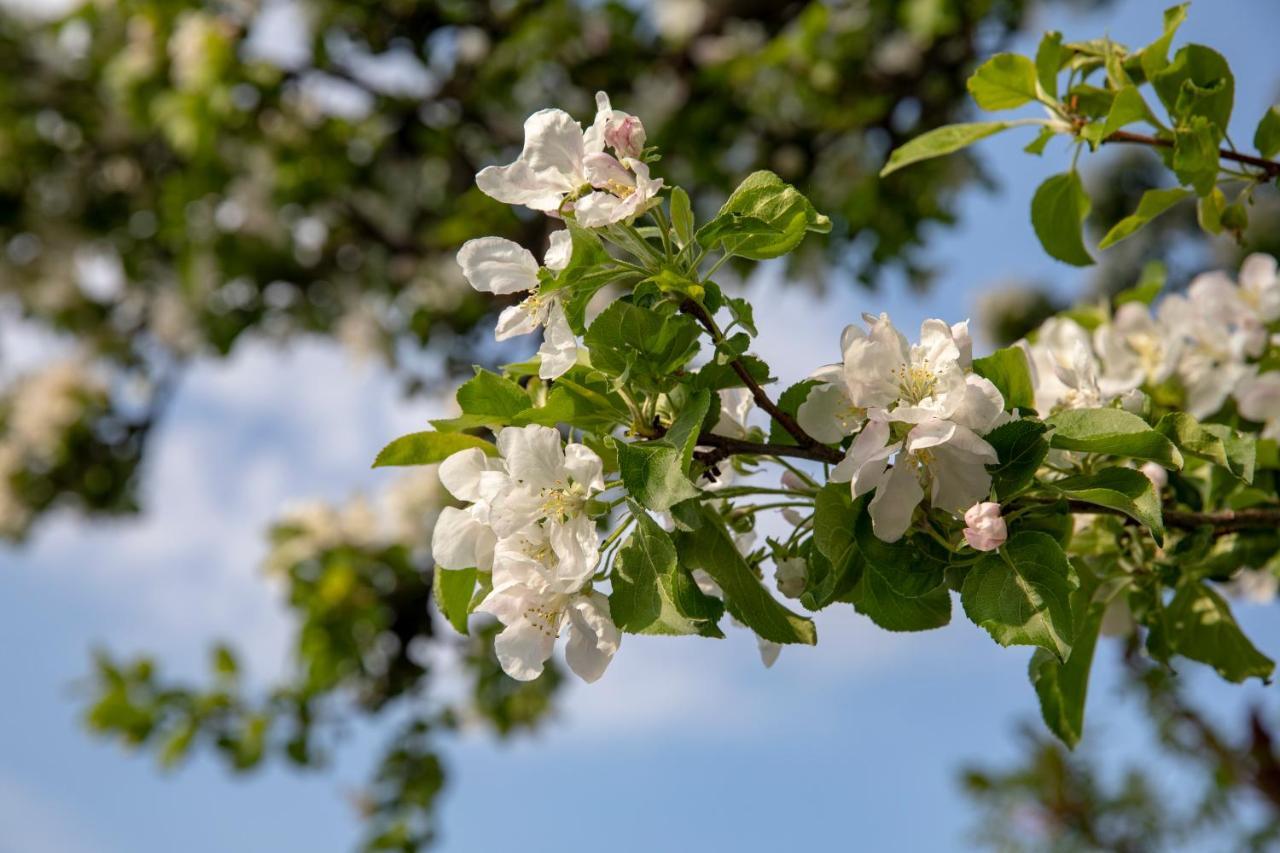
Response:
[[540, 481, 588, 521], [895, 360, 938, 404], [602, 179, 636, 198], [522, 603, 563, 638]]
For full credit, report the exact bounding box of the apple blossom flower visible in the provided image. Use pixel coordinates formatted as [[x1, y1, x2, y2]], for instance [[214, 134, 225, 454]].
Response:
[[475, 92, 662, 226], [1235, 370, 1280, 440], [1222, 568, 1279, 605], [1238, 253, 1280, 323], [478, 546, 620, 682], [712, 387, 753, 439], [1092, 303, 1176, 397], [456, 231, 579, 379], [1022, 317, 1106, 414], [832, 414, 998, 542], [962, 501, 1007, 552], [488, 425, 606, 541], [774, 557, 808, 599], [1157, 294, 1251, 419]]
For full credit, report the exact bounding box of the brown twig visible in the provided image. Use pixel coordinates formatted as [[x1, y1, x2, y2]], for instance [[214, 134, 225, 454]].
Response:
[[1101, 129, 1280, 179], [696, 431, 844, 465], [678, 298, 828, 452]]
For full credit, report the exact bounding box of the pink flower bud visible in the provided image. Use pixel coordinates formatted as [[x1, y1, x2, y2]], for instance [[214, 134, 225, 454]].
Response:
[[963, 501, 1007, 552], [605, 115, 646, 160], [780, 470, 808, 491], [1139, 461, 1167, 490]]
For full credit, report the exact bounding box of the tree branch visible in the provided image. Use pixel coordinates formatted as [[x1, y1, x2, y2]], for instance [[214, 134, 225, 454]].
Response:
[[1064, 500, 1280, 534], [1101, 129, 1280, 179], [679, 298, 827, 451], [696, 431, 844, 465]]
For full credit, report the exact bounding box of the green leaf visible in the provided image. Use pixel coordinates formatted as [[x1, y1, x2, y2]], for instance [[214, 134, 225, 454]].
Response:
[[1031, 172, 1093, 267], [972, 346, 1035, 410], [1035, 31, 1063, 101], [584, 300, 702, 384], [698, 171, 830, 260], [1098, 187, 1192, 249], [1167, 582, 1274, 683], [961, 531, 1077, 660], [1156, 412, 1255, 482], [669, 187, 694, 247], [372, 431, 496, 468], [1030, 581, 1117, 748], [1023, 127, 1054, 155], [1114, 260, 1166, 305], [1046, 407, 1183, 468], [1254, 105, 1280, 159], [614, 439, 701, 512], [1172, 116, 1221, 196], [967, 53, 1039, 111], [433, 567, 476, 635], [610, 505, 724, 636], [985, 419, 1050, 499], [852, 572, 951, 633], [1139, 3, 1189, 82], [1197, 186, 1226, 234], [431, 368, 529, 431], [880, 122, 1018, 177], [1152, 44, 1234, 132], [803, 487, 865, 611], [665, 390, 712, 475], [674, 504, 817, 645], [1048, 468, 1165, 546], [854, 511, 949, 598]]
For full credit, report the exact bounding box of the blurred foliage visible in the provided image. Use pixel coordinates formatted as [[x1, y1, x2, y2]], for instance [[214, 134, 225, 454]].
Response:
[[963, 644, 1280, 852], [0, 0, 1109, 848]]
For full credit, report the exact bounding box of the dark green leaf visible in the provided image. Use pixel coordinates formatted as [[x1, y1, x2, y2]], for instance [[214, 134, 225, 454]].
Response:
[[584, 300, 702, 383], [614, 438, 701, 512], [1048, 468, 1165, 546], [1030, 581, 1117, 748], [985, 419, 1050, 499], [610, 505, 724, 636], [1168, 582, 1274, 683], [961, 531, 1077, 660], [768, 379, 820, 446]]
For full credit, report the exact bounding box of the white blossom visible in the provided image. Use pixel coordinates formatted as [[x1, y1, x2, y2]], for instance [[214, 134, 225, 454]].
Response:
[[456, 231, 579, 379], [1022, 317, 1106, 414], [1222, 568, 1279, 605], [774, 557, 807, 599], [431, 447, 507, 573], [1235, 370, 1280, 440]]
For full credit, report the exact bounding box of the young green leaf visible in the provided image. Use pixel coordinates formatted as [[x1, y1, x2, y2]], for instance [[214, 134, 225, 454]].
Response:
[[431, 368, 530, 431], [669, 187, 694, 247], [1138, 2, 1189, 82], [674, 504, 817, 645], [1152, 44, 1234, 132], [961, 531, 1077, 660], [1197, 186, 1227, 234], [972, 346, 1035, 410], [614, 438, 701, 512], [1098, 187, 1192, 249], [1046, 408, 1183, 468], [1048, 468, 1166, 546], [967, 53, 1039, 111], [610, 505, 724, 636], [373, 431, 496, 467], [1167, 582, 1274, 683], [699, 171, 830, 260], [433, 567, 477, 635], [1035, 31, 1063, 101], [1031, 172, 1093, 267], [665, 390, 712, 474], [880, 122, 1019, 177], [1156, 412, 1255, 482], [1172, 116, 1222, 196], [584, 300, 702, 384], [1254, 105, 1280, 159]]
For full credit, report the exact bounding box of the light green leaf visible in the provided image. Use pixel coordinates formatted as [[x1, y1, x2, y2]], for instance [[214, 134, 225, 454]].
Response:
[[985, 419, 1050, 499], [1152, 44, 1234, 132], [1048, 468, 1165, 546], [1197, 186, 1227, 234], [674, 504, 817, 645], [1167, 582, 1274, 683], [1035, 31, 1063, 101], [1098, 187, 1192, 249], [1139, 3, 1189, 82], [665, 390, 711, 475], [433, 567, 477, 635], [972, 346, 1035, 410], [1172, 116, 1221, 196], [880, 122, 1018, 177], [614, 439, 701, 512], [610, 505, 724, 636], [1046, 407, 1183, 468], [669, 187, 694, 247], [699, 170, 830, 260], [584, 300, 702, 383], [1031, 172, 1093, 267], [961, 531, 1077, 660], [1156, 412, 1255, 482], [373, 431, 496, 468], [967, 53, 1039, 111], [431, 368, 529, 431], [1254, 105, 1280, 159]]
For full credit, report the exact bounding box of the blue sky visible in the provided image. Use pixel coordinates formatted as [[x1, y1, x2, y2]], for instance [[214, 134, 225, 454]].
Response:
[[2, 1, 1280, 851]]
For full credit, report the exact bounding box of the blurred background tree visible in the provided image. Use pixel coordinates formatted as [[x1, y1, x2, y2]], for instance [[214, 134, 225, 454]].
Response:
[[25, 0, 1280, 850]]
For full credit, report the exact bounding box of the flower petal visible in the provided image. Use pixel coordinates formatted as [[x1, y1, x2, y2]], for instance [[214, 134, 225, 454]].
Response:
[[565, 591, 620, 683], [867, 457, 923, 542], [456, 237, 539, 295], [537, 302, 579, 379]]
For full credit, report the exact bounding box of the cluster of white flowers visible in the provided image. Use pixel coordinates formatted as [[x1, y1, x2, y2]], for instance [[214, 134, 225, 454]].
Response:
[[1023, 254, 1280, 431], [455, 92, 659, 381], [0, 359, 107, 539], [800, 314, 1006, 541], [431, 425, 619, 683]]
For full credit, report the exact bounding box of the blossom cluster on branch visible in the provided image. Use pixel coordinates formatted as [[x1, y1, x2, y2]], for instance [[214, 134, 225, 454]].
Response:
[[373, 68, 1280, 748]]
